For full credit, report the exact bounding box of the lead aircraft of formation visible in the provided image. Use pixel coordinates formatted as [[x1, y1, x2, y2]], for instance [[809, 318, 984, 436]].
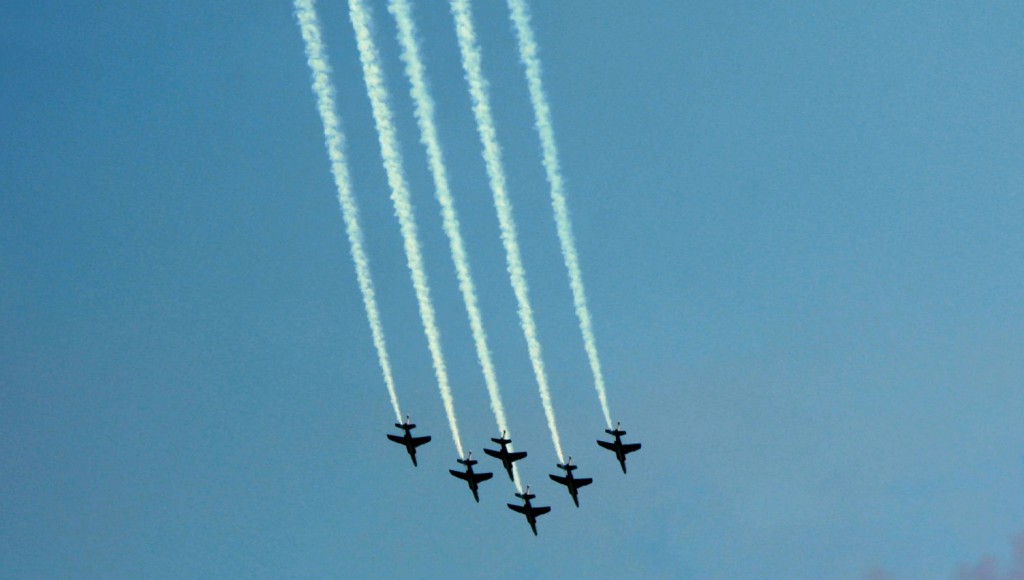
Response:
[[507, 486, 551, 536]]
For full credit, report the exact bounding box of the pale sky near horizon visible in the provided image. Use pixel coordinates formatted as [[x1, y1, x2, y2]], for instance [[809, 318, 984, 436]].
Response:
[[3, 1, 1023, 578]]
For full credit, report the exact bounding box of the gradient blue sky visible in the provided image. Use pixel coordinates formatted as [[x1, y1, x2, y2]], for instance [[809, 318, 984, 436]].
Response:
[[3, 1, 1023, 578]]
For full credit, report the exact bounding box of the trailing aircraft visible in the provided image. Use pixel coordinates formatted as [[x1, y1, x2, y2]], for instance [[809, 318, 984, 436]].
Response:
[[448, 452, 493, 502], [386, 416, 431, 467], [548, 457, 592, 507], [596, 422, 641, 473], [507, 486, 551, 536], [483, 431, 527, 482]]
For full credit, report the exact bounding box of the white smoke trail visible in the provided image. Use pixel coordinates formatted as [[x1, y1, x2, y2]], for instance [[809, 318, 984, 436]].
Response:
[[507, 0, 614, 429], [389, 0, 522, 491], [450, 0, 564, 463], [348, 0, 464, 459], [292, 0, 403, 425]]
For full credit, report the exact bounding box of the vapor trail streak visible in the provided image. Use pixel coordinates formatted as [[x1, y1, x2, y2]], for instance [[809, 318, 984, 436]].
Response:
[[507, 0, 613, 429], [389, 0, 522, 490], [292, 0, 402, 423], [450, 0, 565, 463], [349, 0, 464, 458]]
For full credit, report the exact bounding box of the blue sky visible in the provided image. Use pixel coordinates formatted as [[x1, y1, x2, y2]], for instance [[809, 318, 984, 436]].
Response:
[[3, 1, 1023, 578]]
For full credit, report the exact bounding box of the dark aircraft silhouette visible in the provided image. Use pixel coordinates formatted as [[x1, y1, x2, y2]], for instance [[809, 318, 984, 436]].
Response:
[[507, 486, 551, 536], [449, 452, 493, 502], [548, 457, 592, 507], [483, 431, 527, 482], [386, 416, 431, 466], [596, 422, 641, 473]]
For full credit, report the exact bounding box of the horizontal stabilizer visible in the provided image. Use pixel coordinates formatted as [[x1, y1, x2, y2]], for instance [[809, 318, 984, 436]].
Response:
[[596, 440, 616, 451], [491, 437, 511, 445], [622, 442, 642, 454]]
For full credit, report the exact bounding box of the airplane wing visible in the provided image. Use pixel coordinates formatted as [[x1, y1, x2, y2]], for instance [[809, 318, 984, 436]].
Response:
[[576, 477, 593, 487], [622, 443, 642, 454], [548, 474, 569, 486], [533, 506, 551, 517], [596, 440, 616, 451], [507, 451, 527, 462], [507, 503, 528, 514], [410, 435, 431, 447], [449, 469, 470, 481], [471, 471, 493, 483], [386, 434, 404, 444], [482, 448, 502, 459]]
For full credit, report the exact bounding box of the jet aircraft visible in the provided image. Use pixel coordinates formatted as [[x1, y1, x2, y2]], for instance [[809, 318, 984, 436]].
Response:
[[596, 422, 641, 473], [386, 416, 431, 467], [449, 452, 493, 502], [548, 457, 593, 507], [506, 487, 551, 536], [483, 431, 527, 482]]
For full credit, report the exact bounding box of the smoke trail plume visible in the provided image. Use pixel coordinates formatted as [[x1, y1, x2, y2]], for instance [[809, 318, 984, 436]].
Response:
[[507, 0, 613, 429], [389, 0, 522, 491], [348, 0, 464, 458], [292, 0, 402, 424], [450, 0, 564, 463]]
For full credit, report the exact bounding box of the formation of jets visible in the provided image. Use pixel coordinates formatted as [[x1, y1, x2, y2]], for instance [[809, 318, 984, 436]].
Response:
[[386, 417, 641, 535]]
